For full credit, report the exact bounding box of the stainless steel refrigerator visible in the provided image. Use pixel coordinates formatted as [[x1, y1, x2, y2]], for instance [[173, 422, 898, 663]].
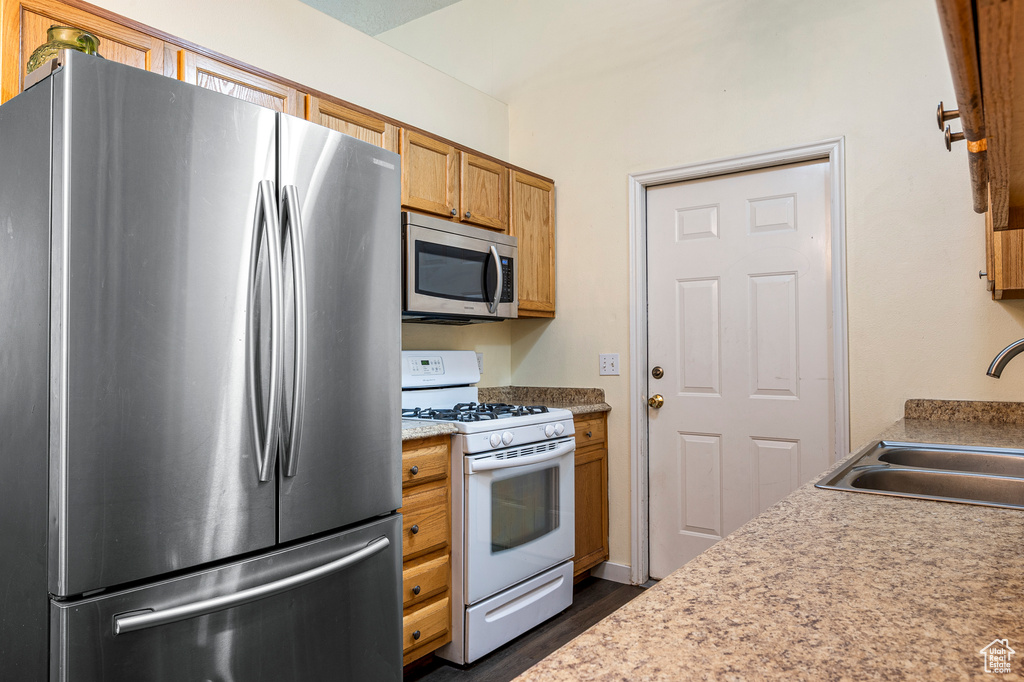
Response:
[[0, 51, 402, 680]]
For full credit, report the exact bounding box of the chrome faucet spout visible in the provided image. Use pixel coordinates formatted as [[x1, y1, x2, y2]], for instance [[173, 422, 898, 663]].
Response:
[[987, 338, 1024, 378]]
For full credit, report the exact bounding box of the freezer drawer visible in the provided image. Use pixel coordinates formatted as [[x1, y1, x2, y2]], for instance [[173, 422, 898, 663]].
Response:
[[50, 516, 402, 682]]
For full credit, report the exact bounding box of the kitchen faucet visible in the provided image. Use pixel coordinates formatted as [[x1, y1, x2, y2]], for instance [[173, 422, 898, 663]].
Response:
[[987, 339, 1024, 378]]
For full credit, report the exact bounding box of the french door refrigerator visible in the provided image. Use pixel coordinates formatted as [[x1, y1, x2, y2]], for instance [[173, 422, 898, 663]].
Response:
[[0, 51, 402, 680]]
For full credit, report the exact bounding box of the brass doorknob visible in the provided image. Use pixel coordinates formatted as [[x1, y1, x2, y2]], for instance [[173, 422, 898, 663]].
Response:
[[648, 394, 664, 409]]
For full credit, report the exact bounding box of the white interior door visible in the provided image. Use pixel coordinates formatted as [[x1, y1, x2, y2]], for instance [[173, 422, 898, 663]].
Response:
[[646, 160, 834, 579]]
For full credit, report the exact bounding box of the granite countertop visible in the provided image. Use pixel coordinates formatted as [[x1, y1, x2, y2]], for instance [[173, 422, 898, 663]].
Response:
[[517, 412, 1024, 681], [477, 386, 611, 416], [402, 387, 611, 441]]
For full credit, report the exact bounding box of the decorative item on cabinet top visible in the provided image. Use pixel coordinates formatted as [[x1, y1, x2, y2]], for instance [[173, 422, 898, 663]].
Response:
[[26, 24, 101, 74]]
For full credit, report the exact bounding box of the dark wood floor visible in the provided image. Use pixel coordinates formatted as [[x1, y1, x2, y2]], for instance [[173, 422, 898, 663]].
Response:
[[404, 577, 647, 682]]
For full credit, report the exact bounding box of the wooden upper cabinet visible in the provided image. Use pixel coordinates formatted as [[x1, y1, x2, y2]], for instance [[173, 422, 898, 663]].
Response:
[[1, 0, 167, 102], [401, 129, 459, 219], [307, 96, 398, 152], [178, 50, 300, 116], [510, 170, 555, 317], [460, 152, 509, 232]]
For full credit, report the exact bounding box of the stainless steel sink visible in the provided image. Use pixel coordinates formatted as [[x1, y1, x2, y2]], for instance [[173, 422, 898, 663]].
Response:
[[816, 441, 1024, 510]]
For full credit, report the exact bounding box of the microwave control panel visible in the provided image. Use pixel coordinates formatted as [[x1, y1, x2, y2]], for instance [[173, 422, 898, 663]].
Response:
[[501, 257, 514, 302]]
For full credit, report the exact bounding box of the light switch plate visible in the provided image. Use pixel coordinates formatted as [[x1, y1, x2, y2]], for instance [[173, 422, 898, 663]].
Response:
[[599, 353, 619, 376], [476, 352, 484, 373]]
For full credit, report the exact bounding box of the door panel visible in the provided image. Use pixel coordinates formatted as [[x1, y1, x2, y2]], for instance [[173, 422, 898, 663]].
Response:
[[278, 115, 402, 541], [56, 55, 278, 596], [647, 161, 833, 579], [51, 516, 402, 682]]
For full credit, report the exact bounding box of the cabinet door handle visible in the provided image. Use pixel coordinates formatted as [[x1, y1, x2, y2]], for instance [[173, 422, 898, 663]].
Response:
[[412, 585, 421, 595], [413, 630, 421, 640], [411, 524, 419, 535], [410, 465, 419, 475]]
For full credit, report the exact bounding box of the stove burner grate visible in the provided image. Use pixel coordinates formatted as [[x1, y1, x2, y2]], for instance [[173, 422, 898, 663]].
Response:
[[402, 402, 550, 422]]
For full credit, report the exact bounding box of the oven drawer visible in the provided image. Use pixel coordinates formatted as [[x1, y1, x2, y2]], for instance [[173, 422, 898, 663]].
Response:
[[464, 560, 572, 663], [402, 437, 449, 488], [403, 554, 450, 609], [400, 480, 449, 560], [402, 596, 450, 654]]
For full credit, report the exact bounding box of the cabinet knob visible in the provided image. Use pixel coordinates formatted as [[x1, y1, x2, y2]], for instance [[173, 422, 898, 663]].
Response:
[[410, 465, 419, 475], [450, 208, 457, 216], [586, 431, 592, 438], [413, 630, 421, 640], [945, 125, 965, 151], [465, 211, 471, 219], [936, 101, 959, 131], [412, 585, 421, 595], [980, 270, 988, 280], [411, 524, 419, 535]]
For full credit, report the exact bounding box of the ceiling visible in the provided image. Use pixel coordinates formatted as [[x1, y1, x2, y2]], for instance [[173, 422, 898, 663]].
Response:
[[300, 0, 466, 36]]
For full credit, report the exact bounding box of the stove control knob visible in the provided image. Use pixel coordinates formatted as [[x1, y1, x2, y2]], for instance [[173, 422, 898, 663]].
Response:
[[490, 433, 502, 448], [554, 423, 565, 436], [544, 424, 555, 437], [502, 431, 514, 445]]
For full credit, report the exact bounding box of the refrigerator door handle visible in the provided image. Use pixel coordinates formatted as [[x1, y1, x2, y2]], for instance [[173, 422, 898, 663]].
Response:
[[247, 180, 285, 483], [281, 184, 307, 478], [487, 245, 502, 314], [112, 536, 390, 635]]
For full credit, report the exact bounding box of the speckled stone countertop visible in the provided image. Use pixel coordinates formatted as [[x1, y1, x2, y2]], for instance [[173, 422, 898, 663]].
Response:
[[400, 420, 457, 441], [478, 386, 611, 415], [516, 416, 1024, 681]]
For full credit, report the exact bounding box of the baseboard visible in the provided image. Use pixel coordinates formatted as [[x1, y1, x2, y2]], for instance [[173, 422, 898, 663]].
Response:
[[589, 561, 632, 584]]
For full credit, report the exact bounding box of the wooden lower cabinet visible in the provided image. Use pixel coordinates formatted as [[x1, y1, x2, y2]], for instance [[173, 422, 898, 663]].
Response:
[[400, 435, 452, 665], [573, 412, 609, 577]]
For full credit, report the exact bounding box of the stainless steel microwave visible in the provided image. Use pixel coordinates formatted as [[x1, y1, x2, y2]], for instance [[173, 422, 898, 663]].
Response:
[[402, 211, 518, 323]]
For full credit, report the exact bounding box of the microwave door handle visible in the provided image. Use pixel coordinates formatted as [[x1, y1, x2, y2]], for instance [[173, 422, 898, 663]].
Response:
[[488, 245, 502, 314]]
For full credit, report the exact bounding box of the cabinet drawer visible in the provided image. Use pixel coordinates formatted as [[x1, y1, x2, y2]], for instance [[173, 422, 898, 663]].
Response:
[[402, 438, 449, 488], [574, 414, 606, 448], [403, 596, 450, 654], [400, 482, 448, 560], [403, 554, 450, 610]]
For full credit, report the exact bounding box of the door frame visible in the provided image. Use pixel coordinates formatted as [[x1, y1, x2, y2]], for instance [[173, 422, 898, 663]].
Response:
[[627, 138, 849, 585]]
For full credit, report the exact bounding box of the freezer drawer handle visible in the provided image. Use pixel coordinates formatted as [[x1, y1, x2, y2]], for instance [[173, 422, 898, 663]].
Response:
[[112, 536, 390, 635], [280, 184, 308, 478]]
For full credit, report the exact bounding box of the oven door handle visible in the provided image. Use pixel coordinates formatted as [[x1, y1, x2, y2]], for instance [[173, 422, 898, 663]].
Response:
[[467, 440, 575, 473]]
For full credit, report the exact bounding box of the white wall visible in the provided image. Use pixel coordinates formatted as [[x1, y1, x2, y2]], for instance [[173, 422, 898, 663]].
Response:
[[382, 0, 1024, 568]]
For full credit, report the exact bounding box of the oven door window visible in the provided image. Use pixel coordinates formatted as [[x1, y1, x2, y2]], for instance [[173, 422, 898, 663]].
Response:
[[415, 241, 494, 302], [490, 465, 559, 553]]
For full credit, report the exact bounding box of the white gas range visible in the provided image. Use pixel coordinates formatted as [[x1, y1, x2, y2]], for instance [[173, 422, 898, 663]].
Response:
[[401, 350, 575, 664]]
